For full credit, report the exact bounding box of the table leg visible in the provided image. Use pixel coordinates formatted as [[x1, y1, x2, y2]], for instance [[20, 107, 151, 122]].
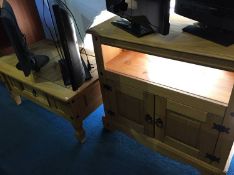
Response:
[[73, 120, 86, 144], [102, 115, 113, 131], [11, 93, 21, 105]]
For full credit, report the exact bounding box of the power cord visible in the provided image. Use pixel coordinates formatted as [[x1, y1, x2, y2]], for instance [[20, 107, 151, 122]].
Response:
[[42, 0, 64, 59]]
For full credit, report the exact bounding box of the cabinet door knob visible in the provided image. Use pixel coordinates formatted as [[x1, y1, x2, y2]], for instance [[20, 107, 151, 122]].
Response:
[[145, 114, 153, 124], [103, 84, 112, 91], [155, 118, 164, 128]]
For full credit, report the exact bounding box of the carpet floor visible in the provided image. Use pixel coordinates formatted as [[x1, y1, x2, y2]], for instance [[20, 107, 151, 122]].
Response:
[[0, 83, 233, 175]]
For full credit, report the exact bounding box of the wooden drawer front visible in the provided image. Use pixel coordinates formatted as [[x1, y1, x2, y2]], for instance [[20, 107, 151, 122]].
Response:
[[22, 84, 49, 106], [54, 100, 72, 118], [4, 77, 49, 107]]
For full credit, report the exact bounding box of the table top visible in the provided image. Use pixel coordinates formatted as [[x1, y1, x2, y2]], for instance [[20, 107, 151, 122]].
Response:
[[0, 40, 99, 102], [87, 14, 234, 71]]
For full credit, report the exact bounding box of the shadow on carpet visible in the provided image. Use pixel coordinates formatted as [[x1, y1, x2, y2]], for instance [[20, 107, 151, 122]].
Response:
[[0, 83, 233, 175]]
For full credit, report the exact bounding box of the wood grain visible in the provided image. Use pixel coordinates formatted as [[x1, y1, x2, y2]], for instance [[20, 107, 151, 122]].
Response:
[[104, 49, 234, 104], [111, 120, 225, 175], [0, 39, 102, 143], [88, 15, 234, 71], [0, 40, 99, 102]]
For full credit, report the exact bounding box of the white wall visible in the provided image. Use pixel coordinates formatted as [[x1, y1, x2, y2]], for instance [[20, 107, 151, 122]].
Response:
[[35, 0, 175, 53], [35, 0, 53, 40], [35, 0, 113, 51], [65, 0, 114, 51]]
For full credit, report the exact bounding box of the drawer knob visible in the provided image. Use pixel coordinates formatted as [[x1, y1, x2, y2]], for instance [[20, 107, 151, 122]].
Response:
[[32, 89, 37, 97], [145, 114, 153, 124]]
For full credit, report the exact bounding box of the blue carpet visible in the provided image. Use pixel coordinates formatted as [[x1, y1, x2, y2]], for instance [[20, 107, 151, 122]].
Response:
[[0, 83, 233, 175]]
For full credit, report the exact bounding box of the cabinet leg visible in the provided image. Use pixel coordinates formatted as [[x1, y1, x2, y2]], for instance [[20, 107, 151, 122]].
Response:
[[73, 120, 86, 144], [11, 93, 21, 105], [102, 115, 113, 131]]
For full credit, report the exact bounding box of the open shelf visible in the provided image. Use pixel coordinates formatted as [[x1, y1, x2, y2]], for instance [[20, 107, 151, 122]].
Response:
[[102, 45, 234, 105]]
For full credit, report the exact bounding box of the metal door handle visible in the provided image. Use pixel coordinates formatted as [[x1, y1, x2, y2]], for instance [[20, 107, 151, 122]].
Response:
[[155, 118, 164, 128], [32, 89, 37, 97], [145, 114, 153, 124]]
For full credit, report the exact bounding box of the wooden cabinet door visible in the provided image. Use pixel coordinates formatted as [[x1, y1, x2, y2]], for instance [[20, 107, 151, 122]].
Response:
[[101, 80, 156, 135], [154, 95, 223, 164], [101, 79, 223, 163]]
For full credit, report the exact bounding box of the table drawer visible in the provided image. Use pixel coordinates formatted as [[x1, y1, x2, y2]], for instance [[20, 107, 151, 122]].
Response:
[[22, 84, 49, 106]]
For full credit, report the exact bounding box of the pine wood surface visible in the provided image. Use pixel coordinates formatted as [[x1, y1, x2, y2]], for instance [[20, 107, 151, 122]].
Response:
[[0, 39, 102, 143], [111, 119, 226, 175], [0, 40, 99, 102], [105, 50, 234, 105], [90, 13, 234, 174], [87, 14, 234, 71]]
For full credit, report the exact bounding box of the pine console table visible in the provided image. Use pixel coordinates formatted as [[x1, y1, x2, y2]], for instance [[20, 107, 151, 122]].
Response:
[[87, 14, 234, 175], [0, 40, 102, 143]]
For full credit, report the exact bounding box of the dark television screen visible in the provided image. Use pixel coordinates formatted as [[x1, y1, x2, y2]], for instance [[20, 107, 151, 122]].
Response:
[[52, 4, 91, 91], [106, 0, 170, 36], [175, 0, 234, 32], [175, 0, 234, 45]]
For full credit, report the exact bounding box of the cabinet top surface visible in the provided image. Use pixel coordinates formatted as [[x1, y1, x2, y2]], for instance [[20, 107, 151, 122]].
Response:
[[0, 40, 99, 102], [88, 14, 234, 71]]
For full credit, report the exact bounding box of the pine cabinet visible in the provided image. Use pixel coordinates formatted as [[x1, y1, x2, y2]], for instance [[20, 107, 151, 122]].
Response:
[[101, 78, 224, 164], [88, 15, 234, 175]]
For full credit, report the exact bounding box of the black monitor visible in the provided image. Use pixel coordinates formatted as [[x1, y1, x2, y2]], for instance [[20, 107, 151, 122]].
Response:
[[0, 0, 49, 76], [175, 0, 234, 46], [106, 0, 170, 37], [52, 4, 92, 91]]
